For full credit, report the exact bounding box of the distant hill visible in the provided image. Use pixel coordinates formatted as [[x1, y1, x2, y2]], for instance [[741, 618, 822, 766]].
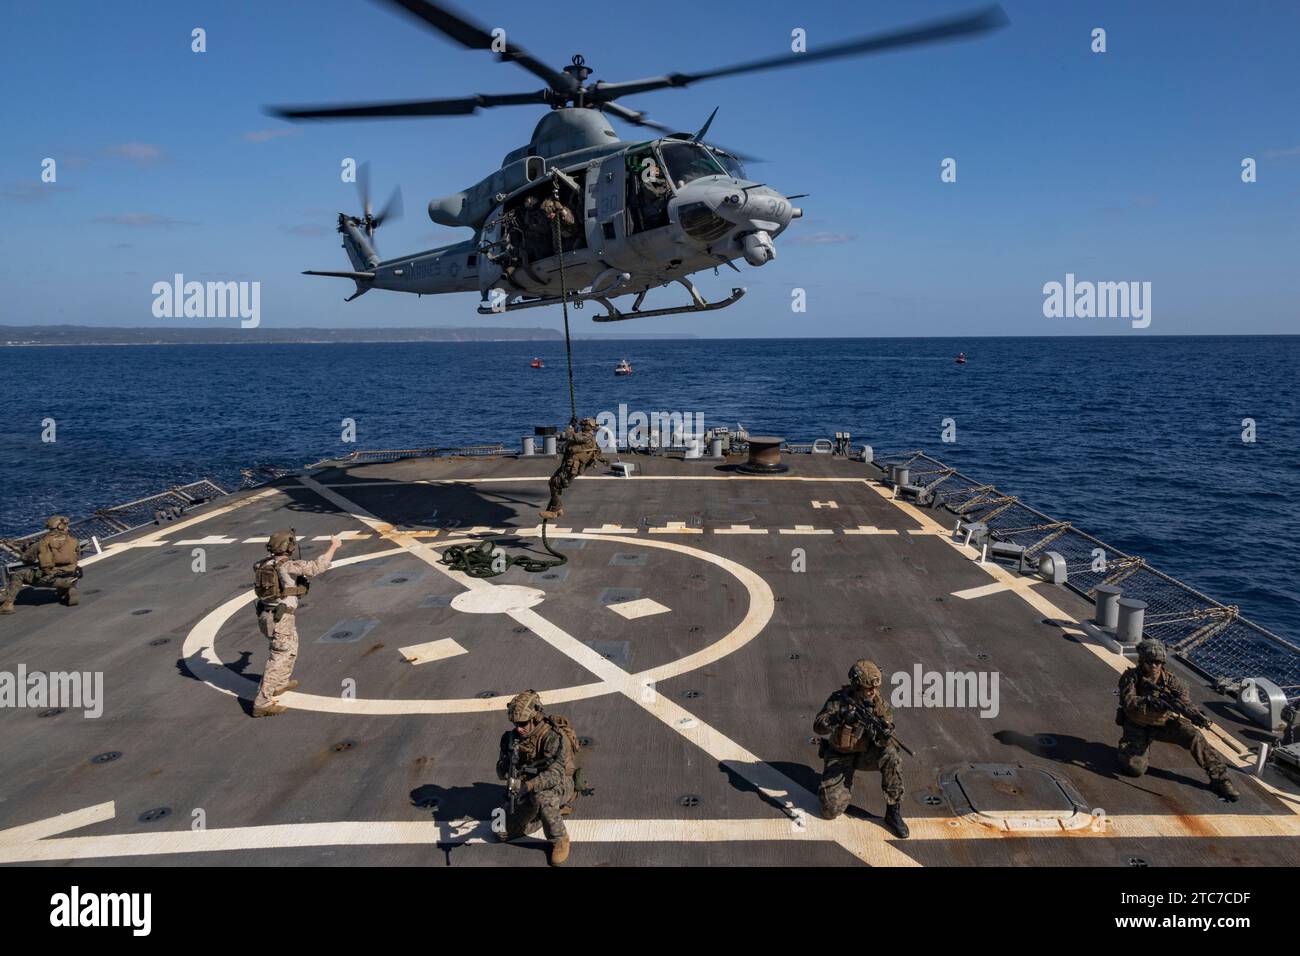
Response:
[[0, 325, 565, 345], [0, 325, 694, 345]]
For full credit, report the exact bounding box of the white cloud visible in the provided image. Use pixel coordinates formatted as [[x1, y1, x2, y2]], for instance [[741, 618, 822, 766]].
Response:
[[785, 231, 857, 246], [243, 129, 298, 143], [93, 213, 193, 227], [105, 143, 163, 164]]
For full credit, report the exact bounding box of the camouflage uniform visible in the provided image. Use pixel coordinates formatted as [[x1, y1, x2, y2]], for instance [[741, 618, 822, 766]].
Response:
[[541, 418, 607, 519], [815, 687, 906, 815], [540, 197, 578, 236], [253, 549, 332, 712], [496, 691, 575, 864], [1116, 641, 1233, 797], [1, 517, 81, 613], [1116, 668, 1222, 775]]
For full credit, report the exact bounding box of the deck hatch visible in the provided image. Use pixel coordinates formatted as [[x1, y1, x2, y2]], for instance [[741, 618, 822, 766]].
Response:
[[940, 763, 1092, 831], [317, 618, 380, 644], [705, 508, 758, 523], [585, 640, 631, 667], [599, 587, 641, 605], [374, 570, 429, 587]]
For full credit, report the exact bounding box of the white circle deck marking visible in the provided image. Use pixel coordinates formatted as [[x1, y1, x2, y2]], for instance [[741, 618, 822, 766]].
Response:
[[182, 534, 773, 714], [451, 584, 544, 614]]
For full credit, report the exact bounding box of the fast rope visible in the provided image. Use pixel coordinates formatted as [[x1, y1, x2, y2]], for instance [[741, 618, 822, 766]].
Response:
[[439, 180, 580, 580], [552, 177, 578, 426], [438, 523, 568, 578]]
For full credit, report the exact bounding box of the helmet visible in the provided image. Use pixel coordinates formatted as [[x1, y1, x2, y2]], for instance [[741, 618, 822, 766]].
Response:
[[849, 659, 882, 688], [46, 515, 69, 531], [1137, 639, 1167, 664], [267, 530, 297, 555], [578, 417, 598, 432], [507, 689, 543, 723]]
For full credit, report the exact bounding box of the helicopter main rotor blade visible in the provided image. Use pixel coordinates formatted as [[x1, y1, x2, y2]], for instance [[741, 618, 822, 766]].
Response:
[[375, 0, 575, 93], [268, 90, 550, 120], [599, 101, 676, 135], [588, 4, 1008, 103], [601, 102, 762, 163]]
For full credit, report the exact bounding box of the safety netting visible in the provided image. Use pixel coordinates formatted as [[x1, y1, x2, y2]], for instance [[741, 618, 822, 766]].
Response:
[[877, 450, 1300, 697]]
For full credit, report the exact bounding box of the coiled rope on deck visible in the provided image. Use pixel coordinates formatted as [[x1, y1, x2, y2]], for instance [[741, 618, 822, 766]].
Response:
[[438, 522, 568, 578]]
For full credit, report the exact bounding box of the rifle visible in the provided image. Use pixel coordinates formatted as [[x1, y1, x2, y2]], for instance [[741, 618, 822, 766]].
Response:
[[0, 540, 34, 593], [1144, 681, 1246, 754], [844, 697, 915, 757], [506, 736, 523, 813]]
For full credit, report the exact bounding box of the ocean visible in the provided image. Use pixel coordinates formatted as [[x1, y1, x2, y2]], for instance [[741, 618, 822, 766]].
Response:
[[2, 335, 1297, 636]]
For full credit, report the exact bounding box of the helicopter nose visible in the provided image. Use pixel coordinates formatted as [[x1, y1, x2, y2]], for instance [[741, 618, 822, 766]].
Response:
[[702, 183, 797, 233]]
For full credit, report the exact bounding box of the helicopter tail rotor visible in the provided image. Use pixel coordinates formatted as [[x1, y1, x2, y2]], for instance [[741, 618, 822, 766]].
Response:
[[349, 162, 404, 248]]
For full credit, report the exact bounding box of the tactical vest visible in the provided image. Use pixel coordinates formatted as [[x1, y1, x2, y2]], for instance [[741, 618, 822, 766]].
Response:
[[519, 715, 581, 776], [253, 556, 309, 602], [1123, 672, 1177, 727], [37, 531, 79, 573], [829, 687, 889, 753]]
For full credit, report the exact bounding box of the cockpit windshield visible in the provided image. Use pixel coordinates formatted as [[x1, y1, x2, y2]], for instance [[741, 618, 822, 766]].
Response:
[[658, 141, 728, 190], [707, 147, 746, 180]]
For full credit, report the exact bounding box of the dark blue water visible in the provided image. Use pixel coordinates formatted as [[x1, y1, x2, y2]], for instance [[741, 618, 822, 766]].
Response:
[[3, 336, 1297, 635]]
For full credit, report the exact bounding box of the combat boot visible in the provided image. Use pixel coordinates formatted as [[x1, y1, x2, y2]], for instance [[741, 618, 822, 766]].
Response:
[[62, 587, 80, 607], [539, 509, 562, 520], [252, 703, 288, 717], [1210, 777, 1240, 802], [884, 802, 910, 839], [549, 836, 570, 866], [0, 600, 14, 615], [273, 680, 299, 694]]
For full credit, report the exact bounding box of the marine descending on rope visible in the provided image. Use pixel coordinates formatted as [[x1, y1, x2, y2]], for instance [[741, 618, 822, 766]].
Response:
[[439, 189, 607, 579]]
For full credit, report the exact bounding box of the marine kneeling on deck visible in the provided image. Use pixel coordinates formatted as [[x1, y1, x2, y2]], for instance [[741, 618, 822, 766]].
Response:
[[496, 690, 584, 865], [814, 659, 910, 838], [1116, 639, 1238, 801], [250, 529, 342, 718], [1, 516, 82, 614]]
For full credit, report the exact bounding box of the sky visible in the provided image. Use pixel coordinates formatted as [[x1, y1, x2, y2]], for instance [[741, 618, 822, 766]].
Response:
[[1, 0, 1298, 337]]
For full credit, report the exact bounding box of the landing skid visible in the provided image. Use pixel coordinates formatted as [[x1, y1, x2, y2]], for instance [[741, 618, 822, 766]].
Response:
[[476, 277, 746, 321], [593, 280, 746, 322]]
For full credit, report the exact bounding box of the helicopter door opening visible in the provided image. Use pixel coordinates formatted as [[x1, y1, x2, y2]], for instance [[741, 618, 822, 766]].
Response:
[[511, 171, 588, 264], [625, 147, 671, 235]]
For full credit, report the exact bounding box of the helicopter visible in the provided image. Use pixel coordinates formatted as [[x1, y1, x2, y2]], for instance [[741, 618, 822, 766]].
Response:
[[270, 0, 1007, 322]]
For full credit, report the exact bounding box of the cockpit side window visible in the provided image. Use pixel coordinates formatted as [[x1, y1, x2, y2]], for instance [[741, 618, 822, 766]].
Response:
[[658, 142, 727, 190], [625, 148, 671, 234]]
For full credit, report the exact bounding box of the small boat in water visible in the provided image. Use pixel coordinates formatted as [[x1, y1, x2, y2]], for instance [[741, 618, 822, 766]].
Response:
[[615, 359, 633, 376], [955, 352, 967, 365], [530, 357, 544, 369]]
